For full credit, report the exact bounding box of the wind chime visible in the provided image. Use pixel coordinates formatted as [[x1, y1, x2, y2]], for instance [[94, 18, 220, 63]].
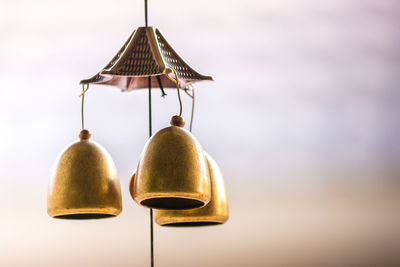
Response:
[[47, 0, 228, 265]]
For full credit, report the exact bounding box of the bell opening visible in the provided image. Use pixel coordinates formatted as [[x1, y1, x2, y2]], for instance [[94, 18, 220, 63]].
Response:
[[54, 213, 116, 220], [162, 221, 222, 227], [141, 197, 204, 210]]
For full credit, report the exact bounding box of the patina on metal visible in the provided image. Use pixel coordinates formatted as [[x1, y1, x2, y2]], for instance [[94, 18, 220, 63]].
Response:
[[132, 116, 211, 210], [47, 130, 122, 219], [153, 152, 229, 226], [80, 27, 213, 91]]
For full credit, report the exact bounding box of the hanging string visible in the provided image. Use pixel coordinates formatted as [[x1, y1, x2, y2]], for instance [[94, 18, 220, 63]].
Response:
[[79, 84, 89, 129], [183, 85, 195, 132], [163, 68, 183, 116], [182, 85, 195, 132], [177, 82, 183, 116], [189, 86, 195, 132]]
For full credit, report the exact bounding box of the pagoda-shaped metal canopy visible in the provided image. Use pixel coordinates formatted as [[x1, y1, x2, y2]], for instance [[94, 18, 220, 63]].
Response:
[[80, 27, 213, 91]]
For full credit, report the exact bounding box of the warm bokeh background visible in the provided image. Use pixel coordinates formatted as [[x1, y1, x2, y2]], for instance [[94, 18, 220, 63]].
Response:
[[1, 0, 399, 266]]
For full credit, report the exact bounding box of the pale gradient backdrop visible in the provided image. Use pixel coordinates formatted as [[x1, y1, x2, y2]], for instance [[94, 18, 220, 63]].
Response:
[[0, 0, 399, 266]]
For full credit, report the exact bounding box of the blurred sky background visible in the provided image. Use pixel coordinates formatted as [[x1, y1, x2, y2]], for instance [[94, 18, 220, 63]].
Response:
[[0, 0, 399, 266]]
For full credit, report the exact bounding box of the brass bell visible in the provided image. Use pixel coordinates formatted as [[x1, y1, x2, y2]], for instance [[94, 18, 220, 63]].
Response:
[[131, 116, 211, 210], [153, 152, 229, 226], [47, 129, 122, 219]]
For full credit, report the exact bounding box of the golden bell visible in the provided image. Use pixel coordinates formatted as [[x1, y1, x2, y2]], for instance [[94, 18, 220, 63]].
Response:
[[47, 129, 122, 219], [131, 116, 211, 210], [153, 152, 229, 226]]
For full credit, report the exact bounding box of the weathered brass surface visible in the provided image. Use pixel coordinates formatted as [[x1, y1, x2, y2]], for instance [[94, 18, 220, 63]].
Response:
[[132, 125, 210, 210], [80, 27, 213, 91], [154, 152, 229, 226], [47, 130, 122, 219]]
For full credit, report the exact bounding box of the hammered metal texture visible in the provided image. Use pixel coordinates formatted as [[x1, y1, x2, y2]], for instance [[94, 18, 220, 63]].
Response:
[[80, 27, 213, 91], [154, 152, 229, 226], [47, 131, 122, 219], [155, 29, 199, 81], [132, 126, 211, 210], [82, 31, 136, 85], [113, 29, 162, 76]]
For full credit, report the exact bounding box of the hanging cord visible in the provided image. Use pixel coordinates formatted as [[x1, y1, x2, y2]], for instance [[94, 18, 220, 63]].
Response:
[[163, 68, 183, 116], [189, 86, 194, 132], [184, 85, 195, 132], [79, 84, 89, 129]]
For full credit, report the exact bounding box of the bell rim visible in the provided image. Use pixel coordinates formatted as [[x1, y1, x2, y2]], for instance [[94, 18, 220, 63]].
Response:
[[47, 207, 122, 219], [135, 192, 210, 210], [155, 215, 228, 227]]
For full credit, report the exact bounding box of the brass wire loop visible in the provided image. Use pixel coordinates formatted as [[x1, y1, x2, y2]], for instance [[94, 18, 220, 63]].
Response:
[[188, 85, 195, 132], [79, 83, 90, 97], [163, 68, 183, 116], [79, 84, 89, 129]]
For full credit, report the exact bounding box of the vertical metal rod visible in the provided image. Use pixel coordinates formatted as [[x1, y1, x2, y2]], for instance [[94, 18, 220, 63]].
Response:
[[145, 0, 148, 27], [146, 1, 152, 265], [150, 209, 154, 267], [147, 76, 154, 267], [156, 75, 167, 97], [148, 78, 152, 137]]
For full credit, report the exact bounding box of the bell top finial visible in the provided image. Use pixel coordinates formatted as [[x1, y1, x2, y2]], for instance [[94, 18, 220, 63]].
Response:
[[170, 116, 185, 127], [79, 129, 92, 141]]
